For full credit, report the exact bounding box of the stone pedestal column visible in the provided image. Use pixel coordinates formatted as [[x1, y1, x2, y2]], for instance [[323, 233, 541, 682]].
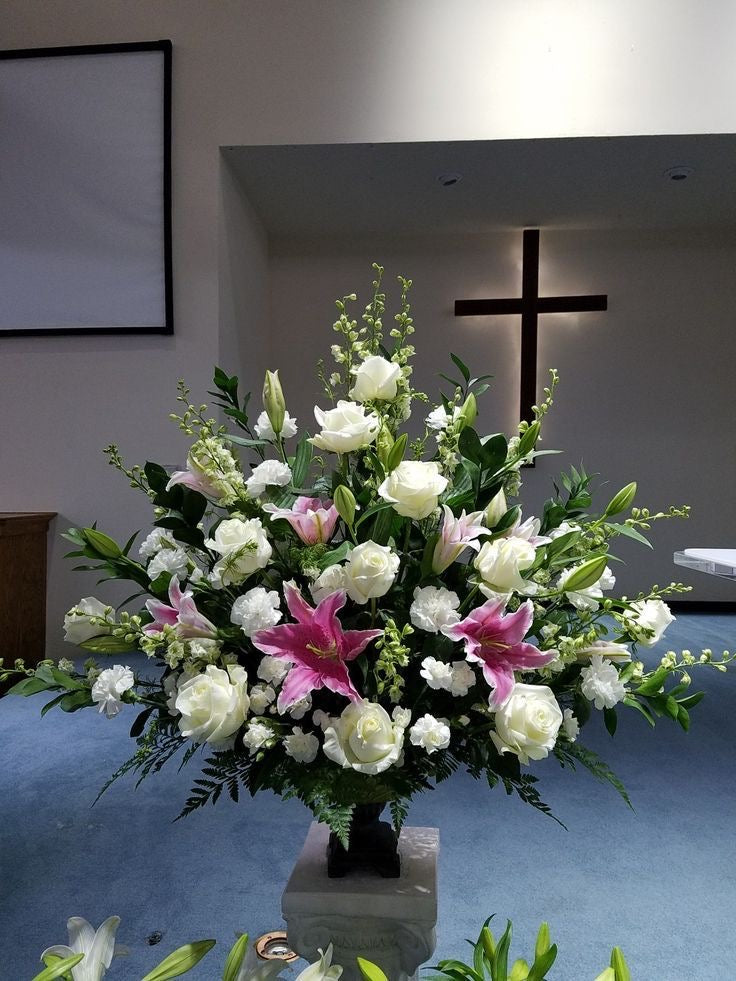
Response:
[[282, 823, 439, 981]]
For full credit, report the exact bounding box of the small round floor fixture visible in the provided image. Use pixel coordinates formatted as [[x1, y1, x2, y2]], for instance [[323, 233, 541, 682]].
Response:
[[254, 930, 299, 963]]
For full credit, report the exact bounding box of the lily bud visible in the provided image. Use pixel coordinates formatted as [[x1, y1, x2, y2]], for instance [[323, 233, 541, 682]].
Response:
[[375, 424, 395, 468], [333, 484, 357, 528], [517, 420, 540, 457], [563, 555, 608, 592], [484, 488, 507, 528], [262, 369, 286, 438], [456, 392, 477, 431], [603, 482, 637, 518]]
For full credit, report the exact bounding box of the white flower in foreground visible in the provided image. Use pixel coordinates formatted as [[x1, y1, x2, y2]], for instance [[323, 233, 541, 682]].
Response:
[[205, 517, 272, 587], [323, 701, 408, 774], [248, 684, 276, 714], [175, 664, 249, 745], [562, 708, 580, 742], [310, 564, 347, 604], [245, 459, 292, 498], [447, 660, 476, 696], [425, 404, 461, 431], [295, 943, 343, 981], [310, 400, 380, 454], [420, 656, 454, 690], [628, 598, 675, 647], [378, 460, 448, 520], [41, 914, 121, 981], [490, 684, 563, 764], [147, 545, 190, 581], [410, 714, 451, 754], [288, 693, 313, 720], [558, 564, 616, 612], [231, 587, 282, 637], [254, 409, 298, 441], [349, 355, 401, 402], [410, 585, 460, 633], [257, 654, 291, 686], [343, 541, 399, 604], [63, 597, 114, 645], [243, 720, 273, 754], [474, 537, 536, 593], [138, 526, 176, 560], [91, 665, 135, 719], [284, 726, 319, 763], [312, 709, 334, 731], [580, 655, 627, 710]]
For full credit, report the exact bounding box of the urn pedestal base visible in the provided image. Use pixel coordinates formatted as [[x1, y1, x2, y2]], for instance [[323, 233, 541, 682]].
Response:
[[282, 822, 439, 981]]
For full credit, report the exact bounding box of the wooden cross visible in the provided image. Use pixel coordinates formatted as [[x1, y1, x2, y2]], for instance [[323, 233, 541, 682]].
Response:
[[455, 229, 607, 424]]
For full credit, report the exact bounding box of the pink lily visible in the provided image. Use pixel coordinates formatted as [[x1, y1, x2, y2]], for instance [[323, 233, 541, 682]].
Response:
[[432, 505, 492, 574], [144, 576, 217, 639], [442, 597, 555, 708], [167, 453, 223, 499], [251, 582, 381, 711], [262, 496, 339, 545], [503, 513, 551, 547]]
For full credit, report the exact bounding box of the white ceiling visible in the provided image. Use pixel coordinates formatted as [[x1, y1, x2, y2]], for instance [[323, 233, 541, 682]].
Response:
[[224, 134, 736, 239]]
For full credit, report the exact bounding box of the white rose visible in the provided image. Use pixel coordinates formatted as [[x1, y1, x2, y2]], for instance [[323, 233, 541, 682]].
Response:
[[490, 684, 563, 764], [205, 518, 272, 587], [310, 564, 347, 604], [257, 654, 291, 686], [243, 720, 273, 754], [175, 664, 250, 745], [628, 599, 675, 647], [474, 537, 536, 592], [378, 460, 448, 520], [343, 541, 400, 604], [410, 586, 460, 633], [90, 664, 135, 719], [230, 587, 282, 637], [349, 355, 401, 401], [580, 655, 627, 710], [63, 597, 114, 645], [245, 459, 292, 498], [248, 684, 276, 714], [283, 726, 320, 764], [323, 701, 407, 775], [409, 714, 451, 754], [310, 400, 380, 454], [254, 409, 298, 441], [147, 546, 190, 581]]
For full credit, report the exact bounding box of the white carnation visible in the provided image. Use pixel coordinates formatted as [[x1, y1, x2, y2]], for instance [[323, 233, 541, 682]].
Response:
[[283, 726, 319, 763], [447, 661, 476, 696], [249, 684, 276, 714], [147, 546, 190, 580], [257, 655, 291, 686], [139, 527, 176, 560], [231, 587, 282, 637], [410, 586, 460, 633], [409, 714, 451, 754], [562, 708, 579, 742], [580, 655, 627, 710], [288, 693, 313, 720], [243, 720, 273, 754], [245, 459, 292, 498], [420, 656, 454, 690], [91, 664, 135, 719], [254, 410, 298, 441], [425, 405, 461, 431], [310, 564, 347, 604]]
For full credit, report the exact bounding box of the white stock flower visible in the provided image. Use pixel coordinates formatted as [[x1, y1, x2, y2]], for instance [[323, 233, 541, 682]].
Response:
[[139, 527, 176, 560], [558, 564, 616, 612], [628, 599, 675, 647], [205, 518, 272, 587], [378, 460, 448, 520], [343, 541, 399, 604], [410, 586, 460, 633], [57, 657, 75, 674], [349, 355, 401, 401], [562, 708, 580, 742], [254, 409, 298, 441], [249, 684, 276, 714], [245, 460, 292, 498], [63, 597, 114, 645], [295, 943, 343, 981], [283, 726, 319, 763], [310, 564, 347, 604], [147, 545, 190, 580], [323, 701, 407, 774], [490, 684, 563, 764], [310, 400, 380, 454], [474, 537, 536, 593], [409, 714, 451, 754], [257, 654, 291, 686], [91, 665, 135, 719], [312, 709, 334, 731], [163, 672, 180, 714], [243, 720, 273, 754], [580, 655, 627, 710], [175, 664, 250, 744], [231, 587, 282, 637]]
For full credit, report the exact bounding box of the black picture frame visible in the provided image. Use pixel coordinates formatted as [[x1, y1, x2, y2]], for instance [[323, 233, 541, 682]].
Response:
[[0, 39, 173, 336]]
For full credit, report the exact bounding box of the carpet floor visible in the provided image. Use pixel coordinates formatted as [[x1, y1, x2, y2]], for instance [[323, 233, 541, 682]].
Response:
[[1, 613, 734, 980]]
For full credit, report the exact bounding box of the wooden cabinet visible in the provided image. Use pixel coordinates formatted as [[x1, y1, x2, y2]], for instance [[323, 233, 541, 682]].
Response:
[[0, 512, 56, 682]]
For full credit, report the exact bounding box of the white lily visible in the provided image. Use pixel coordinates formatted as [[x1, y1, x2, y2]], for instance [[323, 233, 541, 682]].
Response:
[[236, 958, 286, 980], [296, 943, 343, 980], [40, 916, 120, 980]]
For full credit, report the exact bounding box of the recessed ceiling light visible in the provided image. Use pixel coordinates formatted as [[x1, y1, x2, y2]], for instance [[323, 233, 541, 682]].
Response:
[[663, 166, 694, 182], [437, 172, 463, 187]]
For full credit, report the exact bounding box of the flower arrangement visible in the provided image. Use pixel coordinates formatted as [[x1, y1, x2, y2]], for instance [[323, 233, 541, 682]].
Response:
[[6, 265, 732, 844]]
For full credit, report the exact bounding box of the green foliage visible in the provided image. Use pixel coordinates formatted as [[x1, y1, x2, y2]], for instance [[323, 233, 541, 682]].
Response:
[[140, 939, 216, 980]]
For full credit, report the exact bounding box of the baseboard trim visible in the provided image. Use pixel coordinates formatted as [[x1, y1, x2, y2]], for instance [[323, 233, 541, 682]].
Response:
[[668, 601, 736, 614]]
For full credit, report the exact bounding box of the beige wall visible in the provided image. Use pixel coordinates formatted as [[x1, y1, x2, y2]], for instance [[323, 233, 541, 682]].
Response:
[[2, 1, 735, 656]]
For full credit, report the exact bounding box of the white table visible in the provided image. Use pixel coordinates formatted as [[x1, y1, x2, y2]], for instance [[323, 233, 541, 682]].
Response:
[[674, 548, 736, 580]]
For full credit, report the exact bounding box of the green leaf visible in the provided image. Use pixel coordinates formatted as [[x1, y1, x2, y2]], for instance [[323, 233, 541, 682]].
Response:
[[141, 939, 216, 980], [450, 352, 471, 384], [31, 953, 85, 981], [635, 667, 668, 697], [677, 690, 705, 710], [517, 421, 540, 456], [562, 555, 608, 592], [130, 706, 155, 738], [534, 922, 550, 960], [458, 427, 483, 466], [357, 957, 390, 981], [610, 946, 631, 981], [40, 692, 69, 717], [315, 541, 354, 570], [6, 675, 51, 696], [545, 530, 581, 560], [527, 944, 558, 981], [604, 707, 618, 737], [510, 958, 530, 980], [493, 920, 513, 979], [606, 522, 652, 549], [80, 635, 139, 654], [386, 432, 408, 472], [292, 435, 312, 488], [355, 501, 395, 530], [677, 705, 690, 731], [622, 695, 656, 727], [222, 933, 249, 981], [480, 433, 508, 475], [60, 690, 93, 712]]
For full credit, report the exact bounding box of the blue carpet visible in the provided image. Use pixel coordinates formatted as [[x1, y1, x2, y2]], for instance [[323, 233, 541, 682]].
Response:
[[1, 614, 735, 980]]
